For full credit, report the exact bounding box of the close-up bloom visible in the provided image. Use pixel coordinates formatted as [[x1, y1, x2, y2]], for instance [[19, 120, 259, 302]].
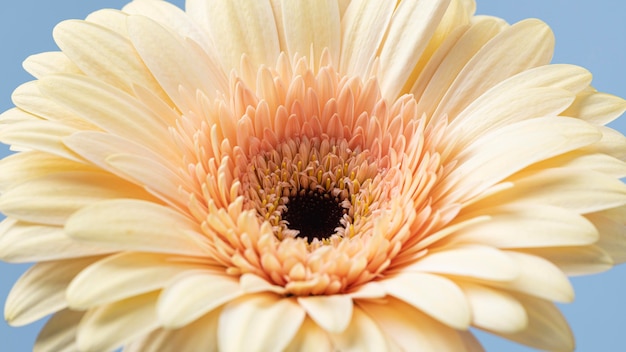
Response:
[[2, 0, 626, 351]]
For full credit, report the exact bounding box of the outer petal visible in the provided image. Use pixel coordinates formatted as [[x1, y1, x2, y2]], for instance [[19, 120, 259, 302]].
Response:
[[382, 272, 470, 330], [33, 309, 85, 352], [218, 293, 305, 352], [329, 307, 390, 351], [5, 256, 100, 326], [284, 317, 333, 352], [67, 252, 206, 310], [124, 307, 220, 352], [281, 0, 340, 68], [65, 199, 210, 256], [157, 270, 243, 328], [377, 0, 451, 100], [457, 282, 528, 334], [339, 0, 394, 77], [77, 292, 161, 352], [359, 298, 477, 351], [195, 0, 280, 70], [297, 294, 353, 333]]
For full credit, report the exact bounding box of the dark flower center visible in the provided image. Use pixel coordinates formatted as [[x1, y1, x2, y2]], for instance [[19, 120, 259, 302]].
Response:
[[282, 191, 345, 243]]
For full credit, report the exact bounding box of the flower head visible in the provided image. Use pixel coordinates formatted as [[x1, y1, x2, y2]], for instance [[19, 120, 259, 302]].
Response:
[[2, 0, 626, 351]]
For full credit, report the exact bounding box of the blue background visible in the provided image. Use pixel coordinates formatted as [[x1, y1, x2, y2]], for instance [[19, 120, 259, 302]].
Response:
[[1, 1, 625, 351]]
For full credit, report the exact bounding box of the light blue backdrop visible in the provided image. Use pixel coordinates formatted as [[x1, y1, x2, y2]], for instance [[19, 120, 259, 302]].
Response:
[[0, 1, 624, 351]]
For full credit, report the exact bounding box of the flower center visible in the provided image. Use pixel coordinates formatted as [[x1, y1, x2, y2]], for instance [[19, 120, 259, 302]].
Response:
[[282, 191, 345, 243]]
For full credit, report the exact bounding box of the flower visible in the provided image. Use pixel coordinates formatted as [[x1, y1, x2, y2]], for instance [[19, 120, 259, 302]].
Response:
[[2, 0, 626, 351]]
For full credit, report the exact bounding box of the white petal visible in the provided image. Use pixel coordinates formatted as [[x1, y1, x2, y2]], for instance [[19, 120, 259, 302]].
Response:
[[457, 282, 527, 333], [521, 245, 613, 276], [382, 272, 470, 329], [378, 0, 451, 100], [281, 0, 340, 68], [77, 292, 160, 352], [450, 205, 599, 248], [0, 118, 82, 162], [34, 309, 84, 352], [297, 295, 353, 333], [218, 293, 306, 352], [358, 298, 474, 351], [339, 0, 394, 77], [65, 199, 209, 256], [405, 245, 518, 281], [158, 270, 242, 328], [67, 252, 205, 310], [5, 257, 99, 326]]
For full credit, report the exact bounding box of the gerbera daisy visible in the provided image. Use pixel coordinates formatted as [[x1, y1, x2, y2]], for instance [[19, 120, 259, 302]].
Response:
[[2, 0, 626, 351]]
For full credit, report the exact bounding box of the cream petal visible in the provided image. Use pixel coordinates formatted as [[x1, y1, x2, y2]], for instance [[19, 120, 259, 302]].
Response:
[[519, 246, 613, 276], [378, 0, 451, 100], [0, 118, 82, 162], [587, 211, 626, 264], [0, 219, 112, 263], [218, 293, 306, 352], [0, 151, 96, 193], [198, 0, 279, 70], [443, 117, 601, 204], [105, 153, 191, 209], [413, 16, 507, 116], [528, 152, 626, 179], [124, 308, 220, 352], [37, 74, 177, 159], [450, 205, 599, 248], [157, 270, 242, 328], [0, 171, 151, 225], [358, 298, 475, 351], [563, 90, 626, 125], [469, 168, 626, 215], [239, 273, 287, 295], [10, 81, 96, 129], [446, 87, 574, 154], [5, 256, 99, 326], [77, 292, 161, 352], [67, 252, 206, 310], [457, 282, 527, 334], [53, 20, 164, 96], [123, 0, 215, 55], [297, 295, 353, 333], [405, 245, 518, 281], [126, 14, 227, 111], [432, 19, 554, 121], [329, 307, 390, 351], [23, 51, 82, 78], [339, 0, 394, 78], [65, 199, 209, 256], [33, 309, 84, 352], [493, 251, 574, 303], [493, 294, 574, 351], [281, 0, 341, 68], [84, 8, 128, 33], [284, 318, 333, 352], [382, 272, 470, 330]]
